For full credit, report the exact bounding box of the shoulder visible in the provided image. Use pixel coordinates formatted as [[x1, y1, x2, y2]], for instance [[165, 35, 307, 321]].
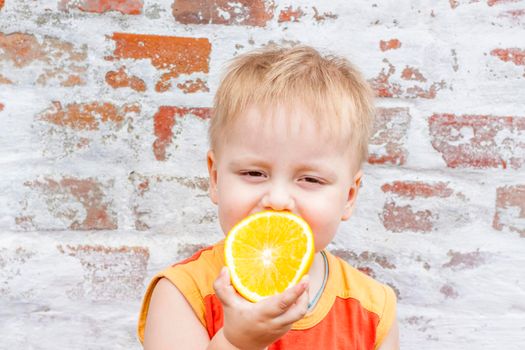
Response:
[[156, 241, 225, 304], [326, 251, 397, 347], [327, 251, 396, 308], [138, 241, 225, 343], [163, 241, 225, 283]]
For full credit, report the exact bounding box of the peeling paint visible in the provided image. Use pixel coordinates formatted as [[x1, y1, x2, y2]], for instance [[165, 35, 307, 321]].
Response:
[[58, 244, 149, 300], [59, 0, 144, 15]]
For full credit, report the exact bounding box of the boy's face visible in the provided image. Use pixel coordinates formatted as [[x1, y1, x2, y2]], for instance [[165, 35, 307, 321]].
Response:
[[207, 104, 362, 252]]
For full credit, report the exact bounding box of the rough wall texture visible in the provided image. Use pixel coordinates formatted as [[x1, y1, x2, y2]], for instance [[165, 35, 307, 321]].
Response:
[[1, 0, 524, 349]]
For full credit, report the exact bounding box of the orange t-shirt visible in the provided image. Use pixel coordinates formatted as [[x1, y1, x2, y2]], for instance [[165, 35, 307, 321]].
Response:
[[138, 241, 396, 349]]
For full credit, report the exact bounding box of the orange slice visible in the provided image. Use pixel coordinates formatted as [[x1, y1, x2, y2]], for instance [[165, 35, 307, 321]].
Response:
[[224, 211, 315, 302]]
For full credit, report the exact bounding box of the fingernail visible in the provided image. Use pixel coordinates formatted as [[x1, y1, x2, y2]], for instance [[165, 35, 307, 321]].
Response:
[[301, 274, 309, 285], [299, 275, 309, 289]]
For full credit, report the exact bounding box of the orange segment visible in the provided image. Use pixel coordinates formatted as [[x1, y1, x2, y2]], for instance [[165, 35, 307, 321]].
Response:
[[224, 211, 314, 302]]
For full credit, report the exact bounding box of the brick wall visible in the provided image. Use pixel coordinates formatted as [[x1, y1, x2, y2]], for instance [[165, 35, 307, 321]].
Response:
[[1, 1, 524, 349]]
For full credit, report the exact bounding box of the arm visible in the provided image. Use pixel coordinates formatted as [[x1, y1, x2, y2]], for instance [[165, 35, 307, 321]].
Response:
[[143, 269, 310, 350], [143, 277, 243, 349], [377, 318, 400, 350], [143, 278, 210, 349]]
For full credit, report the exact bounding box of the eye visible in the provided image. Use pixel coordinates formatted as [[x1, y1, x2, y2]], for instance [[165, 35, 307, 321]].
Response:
[[300, 176, 324, 185], [240, 170, 266, 178]]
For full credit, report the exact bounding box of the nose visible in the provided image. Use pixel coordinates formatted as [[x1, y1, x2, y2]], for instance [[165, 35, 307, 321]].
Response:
[[261, 182, 295, 211]]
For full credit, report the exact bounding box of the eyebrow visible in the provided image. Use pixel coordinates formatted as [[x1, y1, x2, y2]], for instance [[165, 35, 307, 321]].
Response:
[[228, 157, 338, 180], [228, 157, 271, 169], [295, 164, 338, 180]]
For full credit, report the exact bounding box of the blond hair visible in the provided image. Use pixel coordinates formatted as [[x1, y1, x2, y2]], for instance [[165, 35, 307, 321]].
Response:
[[209, 45, 375, 167]]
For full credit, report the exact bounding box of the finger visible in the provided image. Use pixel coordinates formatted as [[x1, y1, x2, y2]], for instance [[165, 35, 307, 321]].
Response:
[[274, 286, 310, 325], [261, 275, 309, 317], [213, 267, 237, 307]]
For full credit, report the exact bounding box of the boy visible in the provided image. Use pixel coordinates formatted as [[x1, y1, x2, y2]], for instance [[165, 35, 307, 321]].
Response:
[[138, 45, 399, 349]]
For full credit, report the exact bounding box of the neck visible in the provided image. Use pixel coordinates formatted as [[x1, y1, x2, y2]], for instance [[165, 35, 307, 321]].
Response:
[[307, 251, 328, 310]]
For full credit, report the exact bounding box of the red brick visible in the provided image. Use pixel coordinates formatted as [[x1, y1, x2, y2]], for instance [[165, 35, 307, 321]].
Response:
[[105, 66, 146, 92], [130, 173, 210, 195], [488, 0, 522, 6], [369, 60, 401, 97], [38, 101, 140, 131], [0, 74, 12, 84], [172, 0, 275, 27], [0, 102, 4, 111], [440, 284, 459, 299], [381, 202, 435, 233], [401, 67, 427, 82], [331, 248, 397, 278], [369, 59, 445, 99], [153, 106, 211, 161], [406, 315, 433, 330], [312, 6, 338, 22], [106, 33, 211, 92], [448, 0, 523, 8], [368, 107, 411, 165], [498, 9, 525, 20], [35, 101, 140, 156], [21, 177, 117, 230], [0, 32, 45, 67], [58, 245, 149, 300], [59, 0, 143, 14], [177, 243, 209, 258], [442, 249, 487, 269], [380, 180, 466, 233], [429, 114, 525, 169], [0, 32, 87, 86], [278, 6, 304, 23], [490, 48, 525, 66], [176, 78, 209, 93], [379, 39, 401, 51], [449, 0, 460, 8], [381, 181, 454, 199], [0, 247, 35, 296], [493, 185, 525, 236]]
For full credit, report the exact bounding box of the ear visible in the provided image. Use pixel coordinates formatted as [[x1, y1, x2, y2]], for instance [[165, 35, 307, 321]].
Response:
[[207, 150, 219, 204], [341, 169, 363, 221]]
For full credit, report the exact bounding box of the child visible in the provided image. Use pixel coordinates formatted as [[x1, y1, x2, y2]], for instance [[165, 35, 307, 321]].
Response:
[[138, 45, 399, 350]]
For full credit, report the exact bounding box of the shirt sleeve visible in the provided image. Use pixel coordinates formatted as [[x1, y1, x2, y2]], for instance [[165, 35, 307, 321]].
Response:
[[374, 284, 397, 349]]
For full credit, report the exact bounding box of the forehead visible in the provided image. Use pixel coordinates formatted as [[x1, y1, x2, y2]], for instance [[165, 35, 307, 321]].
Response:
[[227, 104, 348, 147], [219, 105, 357, 168]]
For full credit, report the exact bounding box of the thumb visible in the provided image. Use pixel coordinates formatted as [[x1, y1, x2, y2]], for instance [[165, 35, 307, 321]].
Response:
[[213, 267, 237, 307]]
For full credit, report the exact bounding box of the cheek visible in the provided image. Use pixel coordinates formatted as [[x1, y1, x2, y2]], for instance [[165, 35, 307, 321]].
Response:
[[308, 218, 339, 244], [299, 192, 346, 248], [216, 179, 259, 234]]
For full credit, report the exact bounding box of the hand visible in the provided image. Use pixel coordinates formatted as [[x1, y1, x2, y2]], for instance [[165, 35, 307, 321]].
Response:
[[213, 267, 309, 350]]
